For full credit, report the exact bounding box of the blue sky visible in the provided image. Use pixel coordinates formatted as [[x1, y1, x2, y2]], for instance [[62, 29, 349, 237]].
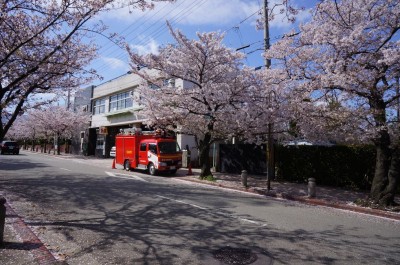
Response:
[[89, 0, 318, 85]]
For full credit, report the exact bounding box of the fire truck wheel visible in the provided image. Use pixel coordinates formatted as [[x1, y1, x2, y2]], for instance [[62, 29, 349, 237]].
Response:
[[124, 160, 131, 171], [148, 163, 157, 176]]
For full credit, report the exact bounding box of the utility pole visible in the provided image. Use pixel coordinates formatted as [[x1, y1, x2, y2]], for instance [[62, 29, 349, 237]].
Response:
[[264, 0, 271, 69], [264, 0, 274, 191]]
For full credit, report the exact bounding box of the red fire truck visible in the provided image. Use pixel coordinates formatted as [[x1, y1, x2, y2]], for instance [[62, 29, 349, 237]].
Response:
[[115, 128, 182, 175]]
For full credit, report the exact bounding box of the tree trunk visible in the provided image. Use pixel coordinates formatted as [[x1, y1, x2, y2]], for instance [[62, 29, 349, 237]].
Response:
[[370, 130, 398, 206], [199, 133, 212, 179], [379, 148, 400, 206], [43, 139, 47, 153], [31, 139, 35, 151], [56, 133, 61, 155]]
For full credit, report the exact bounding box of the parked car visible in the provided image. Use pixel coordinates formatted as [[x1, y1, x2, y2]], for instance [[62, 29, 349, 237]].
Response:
[[0, 140, 20, 155], [110, 146, 116, 157]]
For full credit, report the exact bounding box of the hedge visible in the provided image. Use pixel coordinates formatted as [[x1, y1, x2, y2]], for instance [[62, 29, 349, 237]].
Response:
[[276, 145, 376, 191]]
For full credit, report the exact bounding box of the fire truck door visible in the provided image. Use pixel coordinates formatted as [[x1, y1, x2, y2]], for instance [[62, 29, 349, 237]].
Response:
[[138, 142, 148, 165], [148, 143, 158, 165]]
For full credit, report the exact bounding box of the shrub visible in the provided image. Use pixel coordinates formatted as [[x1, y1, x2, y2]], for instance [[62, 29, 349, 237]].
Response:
[[275, 145, 375, 191]]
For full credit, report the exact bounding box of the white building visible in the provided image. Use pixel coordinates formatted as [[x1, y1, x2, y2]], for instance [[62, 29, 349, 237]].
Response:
[[88, 71, 198, 161]]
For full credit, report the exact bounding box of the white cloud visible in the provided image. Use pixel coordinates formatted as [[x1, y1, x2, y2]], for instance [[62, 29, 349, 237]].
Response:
[[129, 38, 159, 56], [101, 57, 130, 70]]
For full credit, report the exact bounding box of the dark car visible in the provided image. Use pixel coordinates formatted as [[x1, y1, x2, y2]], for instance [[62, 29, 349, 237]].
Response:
[[0, 141, 20, 155]]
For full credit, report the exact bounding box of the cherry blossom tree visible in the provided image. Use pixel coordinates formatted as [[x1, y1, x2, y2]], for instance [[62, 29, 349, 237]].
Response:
[[0, 0, 173, 143], [256, 0, 304, 29], [34, 106, 90, 155], [127, 24, 268, 178], [265, 0, 400, 206], [6, 115, 38, 150], [8, 106, 90, 154]]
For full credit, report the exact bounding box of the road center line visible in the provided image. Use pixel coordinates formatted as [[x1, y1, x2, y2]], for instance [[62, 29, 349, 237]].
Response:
[[105, 171, 147, 182], [60, 168, 72, 171], [239, 218, 261, 225], [156, 195, 265, 226], [156, 195, 207, 210]]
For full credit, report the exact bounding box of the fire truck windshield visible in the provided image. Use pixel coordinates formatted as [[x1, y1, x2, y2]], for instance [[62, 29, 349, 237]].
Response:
[[158, 142, 180, 154]]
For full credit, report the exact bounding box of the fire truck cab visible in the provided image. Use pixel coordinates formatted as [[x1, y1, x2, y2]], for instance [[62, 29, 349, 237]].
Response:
[[115, 128, 182, 175]]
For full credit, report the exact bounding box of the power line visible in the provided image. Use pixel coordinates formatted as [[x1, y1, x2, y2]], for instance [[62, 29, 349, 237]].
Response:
[[94, 0, 209, 74], [98, 2, 182, 55], [94, 1, 194, 68], [102, 3, 262, 65], [224, 8, 262, 34], [96, 2, 188, 62], [93, 3, 268, 78]]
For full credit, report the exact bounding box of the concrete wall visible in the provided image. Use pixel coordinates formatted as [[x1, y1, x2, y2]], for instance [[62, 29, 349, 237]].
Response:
[[91, 72, 145, 128], [176, 133, 198, 163], [92, 73, 142, 99]]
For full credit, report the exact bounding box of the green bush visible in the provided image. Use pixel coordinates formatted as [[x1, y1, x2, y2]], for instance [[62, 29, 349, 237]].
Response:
[[200, 175, 216, 182], [276, 145, 376, 191]]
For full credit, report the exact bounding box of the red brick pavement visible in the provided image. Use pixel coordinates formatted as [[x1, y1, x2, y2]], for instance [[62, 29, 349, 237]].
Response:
[[5, 201, 58, 265]]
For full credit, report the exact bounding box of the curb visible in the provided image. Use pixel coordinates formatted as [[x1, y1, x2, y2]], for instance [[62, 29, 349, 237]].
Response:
[[287, 195, 400, 221], [176, 176, 400, 221], [5, 201, 58, 265]]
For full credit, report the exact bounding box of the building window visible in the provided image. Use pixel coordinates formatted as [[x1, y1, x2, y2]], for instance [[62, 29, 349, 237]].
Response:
[[109, 91, 133, 112], [93, 98, 105, 115], [148, 79, 175, 90], [164, 78, 175, 87], [148, 82, 160, 90]]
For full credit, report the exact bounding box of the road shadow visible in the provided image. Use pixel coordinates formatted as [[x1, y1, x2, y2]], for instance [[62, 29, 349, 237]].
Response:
[[0, 159, 48, 171], [1, 172, 400, 264], [1, 241, 43, 251]]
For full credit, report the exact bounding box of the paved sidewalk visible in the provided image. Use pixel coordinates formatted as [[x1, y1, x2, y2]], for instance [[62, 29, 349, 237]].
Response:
[[174, 168, 400, 221], [1, 150, 399, 265]]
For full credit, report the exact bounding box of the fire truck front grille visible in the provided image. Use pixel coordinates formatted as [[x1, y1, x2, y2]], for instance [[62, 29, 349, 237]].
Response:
[[165, 160, 179, 166]]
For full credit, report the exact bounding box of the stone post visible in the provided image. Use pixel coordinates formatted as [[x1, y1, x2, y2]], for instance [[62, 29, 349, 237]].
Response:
[[241, 170, 248, 187], [308, 178, 316, 198], [0, 196, 6, 245]]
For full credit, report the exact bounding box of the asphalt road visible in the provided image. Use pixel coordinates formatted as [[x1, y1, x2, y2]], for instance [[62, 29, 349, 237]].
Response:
[[1, 152, 400, 264]]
